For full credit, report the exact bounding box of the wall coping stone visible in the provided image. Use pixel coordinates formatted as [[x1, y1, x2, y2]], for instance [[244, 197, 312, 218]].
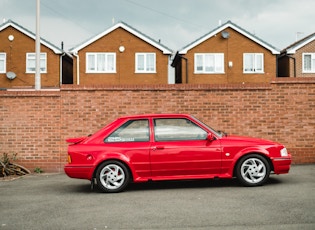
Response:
[[60, 83, 272, 91]]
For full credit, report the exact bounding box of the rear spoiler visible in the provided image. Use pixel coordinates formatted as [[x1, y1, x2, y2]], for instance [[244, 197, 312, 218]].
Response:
[[66, 136, 87, 144]]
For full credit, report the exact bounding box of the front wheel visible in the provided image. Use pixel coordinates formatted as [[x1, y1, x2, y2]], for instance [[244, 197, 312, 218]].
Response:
[[95, 161, 130, 193], [235, 154, 270, 186]]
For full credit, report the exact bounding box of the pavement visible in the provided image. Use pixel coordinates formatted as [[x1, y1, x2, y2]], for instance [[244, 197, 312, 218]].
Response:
[[0, 164, 314, 230]]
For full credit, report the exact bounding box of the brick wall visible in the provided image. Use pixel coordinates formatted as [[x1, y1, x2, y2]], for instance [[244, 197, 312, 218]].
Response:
[[1, 78, 314, 172], [0, 90, 61, 172]]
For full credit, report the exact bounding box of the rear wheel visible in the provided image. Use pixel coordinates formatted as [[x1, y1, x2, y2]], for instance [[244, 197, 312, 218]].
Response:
[[236, 154, 270, 186], [96, 161, 130, 193]]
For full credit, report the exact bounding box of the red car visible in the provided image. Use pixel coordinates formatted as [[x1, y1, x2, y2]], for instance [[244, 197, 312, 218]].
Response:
[[64, 114, 291, 193]]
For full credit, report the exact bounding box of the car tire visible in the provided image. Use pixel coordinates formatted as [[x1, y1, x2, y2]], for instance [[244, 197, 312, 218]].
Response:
[[235, 154, 270, 186], [96, 161, 130, 193]]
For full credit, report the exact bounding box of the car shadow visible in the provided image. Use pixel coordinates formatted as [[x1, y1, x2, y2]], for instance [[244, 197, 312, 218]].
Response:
[[62, 179, 236, 194], [124, 178, 240, 192], [62, 183, 93, 193], [266, 176, 286, 185], [65, 176, 285, 194], [124, 175, 286, 192]]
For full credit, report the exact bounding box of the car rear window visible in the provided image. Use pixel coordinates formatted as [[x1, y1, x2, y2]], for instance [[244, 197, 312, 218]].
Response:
[[104, 119, 149, 142]]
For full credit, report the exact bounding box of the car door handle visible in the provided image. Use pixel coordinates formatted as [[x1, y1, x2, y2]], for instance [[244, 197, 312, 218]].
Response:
[[152, 146, 165, 151]]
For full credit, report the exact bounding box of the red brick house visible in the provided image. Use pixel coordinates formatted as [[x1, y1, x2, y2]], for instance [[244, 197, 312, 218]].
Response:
[[69, 21, 173, 85], [0, 20, 73, 89], [278, 32, 315, 77], [172, 21, 280, 84]]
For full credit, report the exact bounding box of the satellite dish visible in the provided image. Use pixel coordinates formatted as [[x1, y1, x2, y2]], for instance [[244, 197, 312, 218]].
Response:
[[6, 72, 16, 80], [221, 31, 230, 39]]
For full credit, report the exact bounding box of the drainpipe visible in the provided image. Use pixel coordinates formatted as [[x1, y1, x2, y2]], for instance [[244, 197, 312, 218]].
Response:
[[73, 52, 80, 85], [276, 54, 279, 77]]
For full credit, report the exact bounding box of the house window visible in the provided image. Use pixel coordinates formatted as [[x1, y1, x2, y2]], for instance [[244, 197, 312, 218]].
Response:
[[135, 53, 156, 73], [243, 53, 264, 73], [0, 53, 6, 73], [303, 53, 315, 73], [194, 53, 224, 73], [86, 53, 116, 73], [26, 53, 47, 73]]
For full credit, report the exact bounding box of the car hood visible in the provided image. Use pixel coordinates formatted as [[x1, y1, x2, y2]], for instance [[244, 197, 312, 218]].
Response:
[[220, 135, 280, 146]]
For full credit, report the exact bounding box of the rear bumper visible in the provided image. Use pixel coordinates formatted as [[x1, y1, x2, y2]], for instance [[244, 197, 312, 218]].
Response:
[[64, 164, 94, 180], [271, 155, 292, 174]]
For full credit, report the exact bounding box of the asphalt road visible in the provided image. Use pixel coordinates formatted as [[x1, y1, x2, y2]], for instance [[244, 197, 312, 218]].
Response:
[[1, 165, 314, 230]]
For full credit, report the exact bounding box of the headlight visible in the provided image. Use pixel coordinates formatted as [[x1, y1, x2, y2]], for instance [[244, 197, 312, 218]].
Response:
[[280, 148, 288, 157]]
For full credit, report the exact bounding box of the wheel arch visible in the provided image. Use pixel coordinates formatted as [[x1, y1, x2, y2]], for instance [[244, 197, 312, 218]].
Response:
[[232, 152, 274, 177], [92, 158, 134, 183]]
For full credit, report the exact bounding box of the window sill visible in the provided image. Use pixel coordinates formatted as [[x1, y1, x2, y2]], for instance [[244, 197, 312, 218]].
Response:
[[194, 72, 225, 74], [243, 72, 265, 74], [86, 72, 117, 74]]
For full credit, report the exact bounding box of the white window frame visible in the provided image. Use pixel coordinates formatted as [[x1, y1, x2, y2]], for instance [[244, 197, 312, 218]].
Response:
[[302, 53, 315, 73], [26, 53, 47, 73], [135, 53, 156, 73], [243, 53, 264, 73], [194, 53, 224, 74], [86, 52, 116, 73], [0, 53, 6, 73]]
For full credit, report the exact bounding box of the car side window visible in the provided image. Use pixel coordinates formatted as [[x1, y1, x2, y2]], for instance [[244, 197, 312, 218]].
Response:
[[154, 118, 207, 141], [104, 119, 149, 142]]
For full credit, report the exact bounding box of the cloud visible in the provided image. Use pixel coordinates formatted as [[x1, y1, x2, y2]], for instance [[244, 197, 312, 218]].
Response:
[[1, 0, 315, 52], [233, 0, 315, 48]]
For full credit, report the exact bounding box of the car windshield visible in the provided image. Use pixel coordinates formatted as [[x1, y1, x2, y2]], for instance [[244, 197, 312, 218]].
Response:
[[190, 115, 224, 137]]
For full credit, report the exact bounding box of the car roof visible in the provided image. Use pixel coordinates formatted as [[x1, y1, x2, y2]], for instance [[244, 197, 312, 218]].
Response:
[[118, 114, 192, 119]]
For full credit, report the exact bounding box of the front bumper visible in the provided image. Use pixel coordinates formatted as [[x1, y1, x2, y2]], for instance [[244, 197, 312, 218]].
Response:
[[64, 164, 94, 180], [271, 155, 292, 174]]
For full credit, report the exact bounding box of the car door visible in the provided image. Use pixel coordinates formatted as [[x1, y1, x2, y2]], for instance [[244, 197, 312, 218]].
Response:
[[150, 118, 222, 179], [104, 119, 151, 178]]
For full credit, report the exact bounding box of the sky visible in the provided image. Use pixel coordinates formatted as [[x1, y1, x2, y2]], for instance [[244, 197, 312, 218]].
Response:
[[1, 0, 315, 52]]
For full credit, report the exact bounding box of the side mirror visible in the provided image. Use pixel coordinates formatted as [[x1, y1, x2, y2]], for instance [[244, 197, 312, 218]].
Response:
[[207, 133, 215, 141]]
